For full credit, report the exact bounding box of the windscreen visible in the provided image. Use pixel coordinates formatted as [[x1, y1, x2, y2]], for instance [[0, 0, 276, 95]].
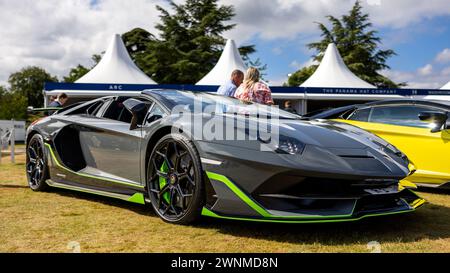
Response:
[[161, 91, 300, 120]]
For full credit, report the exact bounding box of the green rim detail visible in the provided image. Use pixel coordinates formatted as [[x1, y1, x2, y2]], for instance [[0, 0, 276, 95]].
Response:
[[159, 161, 170, 203], [44, 143, 144, 189], [205, 171, 423, 220]]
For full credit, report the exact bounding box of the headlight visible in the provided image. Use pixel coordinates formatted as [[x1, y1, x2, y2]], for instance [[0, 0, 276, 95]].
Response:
[[274, 135, 305, 155]]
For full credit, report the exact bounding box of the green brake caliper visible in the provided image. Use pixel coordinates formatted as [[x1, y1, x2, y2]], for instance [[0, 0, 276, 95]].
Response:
[[159, 161, 171, 203]]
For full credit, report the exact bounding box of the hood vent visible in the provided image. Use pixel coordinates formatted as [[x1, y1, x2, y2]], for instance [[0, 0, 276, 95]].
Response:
[[339, 155, 374, 159]]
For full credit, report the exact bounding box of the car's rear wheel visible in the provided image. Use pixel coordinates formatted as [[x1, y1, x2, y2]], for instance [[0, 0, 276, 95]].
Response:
[[26, 134, 50, 191], [147, 133, 204, 225]]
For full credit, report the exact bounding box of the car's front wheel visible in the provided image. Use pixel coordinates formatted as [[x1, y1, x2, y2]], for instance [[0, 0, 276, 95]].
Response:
[[147, 133, 205, 225], [26, 134, 50, 191]]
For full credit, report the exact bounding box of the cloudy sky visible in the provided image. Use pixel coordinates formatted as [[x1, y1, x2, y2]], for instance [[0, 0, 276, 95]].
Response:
[[0, 0, 450, 88]]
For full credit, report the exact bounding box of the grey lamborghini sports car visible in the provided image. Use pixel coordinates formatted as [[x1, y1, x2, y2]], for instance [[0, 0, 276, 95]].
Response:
[[26, 90, 425, 224]]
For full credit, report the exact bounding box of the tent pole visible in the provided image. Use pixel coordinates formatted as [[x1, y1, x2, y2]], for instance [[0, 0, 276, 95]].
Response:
[[302, 88, 308, 115], [10, 119, 15, 164], [44, 93, 49, 108]]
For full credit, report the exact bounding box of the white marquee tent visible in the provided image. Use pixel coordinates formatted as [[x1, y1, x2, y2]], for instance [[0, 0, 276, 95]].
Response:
[[420, 80, 450, 101], [300, 43, 375, 89], [76, 34, 156, 84], [441, 81, 450, 90], [44, 34, 156, 103], [196, 39, 247, 86]]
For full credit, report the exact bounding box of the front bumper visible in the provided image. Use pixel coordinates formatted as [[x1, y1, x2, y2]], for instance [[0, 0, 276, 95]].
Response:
[[202, 171, 425, 223]]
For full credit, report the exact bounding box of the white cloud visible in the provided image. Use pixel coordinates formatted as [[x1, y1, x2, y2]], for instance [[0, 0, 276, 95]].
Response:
[[382, 65, 449, 89], [362, 0, 450, 28], [366, 0, 381, 6], [418, 64, 433, 76], [221, 0, 350, 42], [221, 0, 450, 43], [289, 58, 318, 70], [289, 61, 302, 70], [0, 0, 168, 85], [435, 48, 450, 63], [267, 77, 287, 86], [442, 66, 450, 76], [388, 49, 450, 88], [272, 47, 283, 55]]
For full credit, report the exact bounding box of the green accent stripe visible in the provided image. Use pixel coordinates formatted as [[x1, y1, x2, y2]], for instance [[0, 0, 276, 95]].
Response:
[[127, 193, 146, 205], [206, 171, 422, 220], [201, 206, 422, 224], [44, 143, 144, 189], [46, 180, 145, 205], [206, 171, 271, 217]]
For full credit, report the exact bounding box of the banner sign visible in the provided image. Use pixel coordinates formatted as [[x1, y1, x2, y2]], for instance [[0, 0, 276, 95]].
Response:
[[44, 82, 450, 96], [44, 82, 218, 92]]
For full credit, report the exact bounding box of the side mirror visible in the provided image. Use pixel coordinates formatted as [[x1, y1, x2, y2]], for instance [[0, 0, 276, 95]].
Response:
[[419, 111, 448, 133], [147, 114, 163, 124], [123, 99, 148, 130]]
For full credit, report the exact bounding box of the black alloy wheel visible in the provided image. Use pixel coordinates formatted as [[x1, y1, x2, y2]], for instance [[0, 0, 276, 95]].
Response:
[[26, 134, 49, 191], [147, 133, 204, 224]]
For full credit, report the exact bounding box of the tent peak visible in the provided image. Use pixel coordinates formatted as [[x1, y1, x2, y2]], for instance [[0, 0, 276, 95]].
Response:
[[441, 81, 450, 90], [76, 34, 156, 84], [300, 43, 375, 89], [196, 39, 247, 85]]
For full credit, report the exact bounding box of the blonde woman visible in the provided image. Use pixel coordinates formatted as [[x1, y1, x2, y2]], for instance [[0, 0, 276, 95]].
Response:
[[234, 67, 274, 105]]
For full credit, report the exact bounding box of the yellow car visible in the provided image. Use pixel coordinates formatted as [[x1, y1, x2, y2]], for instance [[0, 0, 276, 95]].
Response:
[[306, 99, 450, 188]]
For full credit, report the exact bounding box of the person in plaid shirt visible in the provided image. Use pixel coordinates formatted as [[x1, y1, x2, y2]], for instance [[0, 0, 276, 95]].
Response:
[[234, 67, 274, 105]]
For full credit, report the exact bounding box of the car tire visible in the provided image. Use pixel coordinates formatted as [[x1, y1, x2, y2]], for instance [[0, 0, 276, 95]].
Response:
[[147, 133, 205, 225], [26, 134, 50, 192]]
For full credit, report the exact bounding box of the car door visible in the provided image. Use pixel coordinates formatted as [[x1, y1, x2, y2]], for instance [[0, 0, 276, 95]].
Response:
[[343, 104, 450, 185], [73, 97, 151, 189]]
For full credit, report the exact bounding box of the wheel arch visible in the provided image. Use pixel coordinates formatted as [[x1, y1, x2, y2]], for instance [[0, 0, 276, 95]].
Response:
[[145, 126, 172, 167], [26, 129, 41, 147]]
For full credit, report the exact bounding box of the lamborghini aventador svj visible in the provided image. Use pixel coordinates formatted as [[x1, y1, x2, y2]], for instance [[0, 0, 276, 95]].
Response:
[[26, 90, 425, 224]]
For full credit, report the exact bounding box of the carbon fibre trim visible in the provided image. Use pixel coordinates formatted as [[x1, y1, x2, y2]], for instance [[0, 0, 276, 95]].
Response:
[[46, 180, 146, 204], [204, 171, 426, 222], [201, 205, 423, 224]]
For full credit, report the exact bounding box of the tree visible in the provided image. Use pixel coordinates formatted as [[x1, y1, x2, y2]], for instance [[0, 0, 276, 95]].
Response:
[[288, 1, 401, 88], [122, 0, 261, 84], [122, 28, 158, 80], [63, 65, 90, 83], [0, 86, 27, 120], [63, 54, 102, 83], [244, 57, 268, 80], [287, 66, 317, 87], [123, 28, 156, 55], [8, 66, 58, 108]]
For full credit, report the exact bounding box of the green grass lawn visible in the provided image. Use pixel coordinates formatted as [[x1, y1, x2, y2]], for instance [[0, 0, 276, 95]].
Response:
[[1, 153, 449, 253]]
